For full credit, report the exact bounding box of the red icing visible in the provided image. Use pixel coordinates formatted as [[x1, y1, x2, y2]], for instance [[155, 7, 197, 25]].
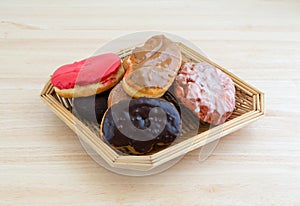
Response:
[[51, 53, 121, 89]]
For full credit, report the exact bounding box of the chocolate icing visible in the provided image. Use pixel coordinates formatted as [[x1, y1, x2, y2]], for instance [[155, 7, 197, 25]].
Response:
[[125, 35, 181, 89], [102, 97, 182, 154], [73, 90, 110, 124]]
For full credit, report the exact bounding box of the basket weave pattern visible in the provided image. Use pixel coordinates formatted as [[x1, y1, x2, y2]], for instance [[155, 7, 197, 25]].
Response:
[[40, 43, 264, 171]]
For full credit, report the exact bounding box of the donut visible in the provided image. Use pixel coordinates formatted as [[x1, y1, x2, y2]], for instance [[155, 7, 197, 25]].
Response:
[[73, 90, 110, 124], [100, 97, 182, 155], [107, 81, 131, 107], [174, 62, 236, 125], [51, 53, 125, 98], [122, 35, 182, 98], [107, 82, 181, 113]]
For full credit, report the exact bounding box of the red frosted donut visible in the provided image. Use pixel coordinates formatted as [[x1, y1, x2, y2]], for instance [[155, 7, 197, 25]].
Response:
[[174, 62, 236, 125], [51, 53, 125, 98]]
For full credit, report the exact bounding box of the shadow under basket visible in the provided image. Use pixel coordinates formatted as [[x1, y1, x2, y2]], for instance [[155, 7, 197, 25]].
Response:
[[40, 43, 265, 171]]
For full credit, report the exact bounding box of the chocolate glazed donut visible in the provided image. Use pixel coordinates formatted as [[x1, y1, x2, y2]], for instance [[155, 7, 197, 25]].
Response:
[[100, 97, 182, 155], [73, 90, 110, 124]]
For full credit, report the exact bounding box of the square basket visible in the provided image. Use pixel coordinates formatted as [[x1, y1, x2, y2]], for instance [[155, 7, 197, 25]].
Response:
[[40, 43, 264, 171]]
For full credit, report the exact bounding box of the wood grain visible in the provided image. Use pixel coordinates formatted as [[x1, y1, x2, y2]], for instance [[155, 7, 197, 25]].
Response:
[[0, 0, 299, 205]]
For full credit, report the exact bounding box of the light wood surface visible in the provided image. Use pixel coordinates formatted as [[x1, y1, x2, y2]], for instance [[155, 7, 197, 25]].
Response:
[[1, 0, 299, 205]]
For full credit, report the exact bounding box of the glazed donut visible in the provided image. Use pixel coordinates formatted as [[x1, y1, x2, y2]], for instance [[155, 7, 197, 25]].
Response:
[[174, 62, 236, 125], [107, 81, 131, 107], [122, 35, 182, 98], [51, 53, 125, 98], [100, 97, 182, 154]]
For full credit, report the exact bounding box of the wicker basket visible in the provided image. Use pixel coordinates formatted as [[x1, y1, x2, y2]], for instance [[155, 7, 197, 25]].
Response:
[[40, 43, 264, 171]]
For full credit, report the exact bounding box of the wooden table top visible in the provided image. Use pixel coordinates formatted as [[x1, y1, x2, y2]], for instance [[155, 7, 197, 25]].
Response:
[[1, 0, 299, 205]]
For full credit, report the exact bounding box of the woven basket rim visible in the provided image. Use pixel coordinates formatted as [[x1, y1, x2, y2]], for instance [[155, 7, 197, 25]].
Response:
[[40, 42, 264, 171]]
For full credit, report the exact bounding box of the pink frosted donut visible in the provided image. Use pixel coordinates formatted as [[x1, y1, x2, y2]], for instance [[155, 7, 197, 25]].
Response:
[[174, 62, 236, 125]]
